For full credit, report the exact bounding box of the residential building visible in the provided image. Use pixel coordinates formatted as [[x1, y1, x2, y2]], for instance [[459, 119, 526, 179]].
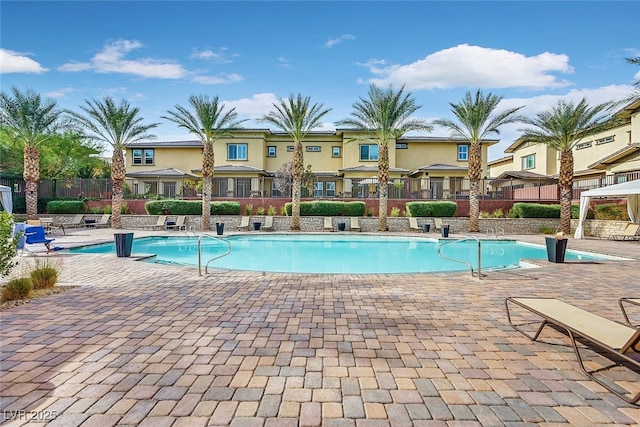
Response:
[[124, 130, 497, 200]]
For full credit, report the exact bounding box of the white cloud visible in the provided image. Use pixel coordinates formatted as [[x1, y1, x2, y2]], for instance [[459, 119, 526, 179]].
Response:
[[224, 93, 280, 119], [59, 39, 187, 79], [191, 47, 236, 64], [325, 34, 355, 48], [366, 44, 574, 90], [278, 56, 291, 68], [192, 73, 243, 85], [45, 87, 75, 98], [0, 49, 48, 74]]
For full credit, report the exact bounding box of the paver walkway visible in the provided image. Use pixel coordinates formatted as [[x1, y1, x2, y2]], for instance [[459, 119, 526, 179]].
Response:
[[1, 228, 639, 426]]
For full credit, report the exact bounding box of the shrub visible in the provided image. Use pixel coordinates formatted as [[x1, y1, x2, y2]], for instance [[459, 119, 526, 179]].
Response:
[[29, 258, 61, 290], [2, 277, 33, 302], [405, 201, 457, 217], [145, 200, 240, 215], [367, 208, 375, 217], [511, 203, 560, 218], [390, 207, 401, 217], [283, 201, 366, 216], [46, 200, 86, 214], [267, 206, 276, 216], [256, 206, 265, 215], [539, 225, 555, 234], [594, 203, 628, 221], [0, 212, 20, 278], [245, 204, 254, 215], [479, 211, 490, 218], [492, 208, 504, 218]]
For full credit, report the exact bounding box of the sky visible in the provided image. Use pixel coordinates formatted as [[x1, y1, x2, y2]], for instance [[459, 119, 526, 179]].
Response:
[[1, 1, 639, 161]]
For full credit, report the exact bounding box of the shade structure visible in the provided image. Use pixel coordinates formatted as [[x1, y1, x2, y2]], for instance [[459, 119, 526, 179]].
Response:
[[358, 176, 379, 186], [574, 179, 640, 239], [0, 185, 12, 214]]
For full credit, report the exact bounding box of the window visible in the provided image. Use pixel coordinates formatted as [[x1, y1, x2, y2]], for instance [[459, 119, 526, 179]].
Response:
[[326, 181, 336, 197], [332, 146, 341, 157], [143, 181, 158, 196], [306, 146, 321, 152], [576, 141, 592, 150], [132, 149, 154, 165], [227, 143, 248, 160], [271, 181, 282, 197], [396, 143, 408, 149], [287, 146, 294, 152], [359, 144, 378, 161], [162, 181, 176, 198], [267, 146, 276, 157], [457, 145, 469, 161], [235, 178, 251, 197], [522, 154, 535, 170], [595, 136, 614, 145], [314, 181, 324, 197]]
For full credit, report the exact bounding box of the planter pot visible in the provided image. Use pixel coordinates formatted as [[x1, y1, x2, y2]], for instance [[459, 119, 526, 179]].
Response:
[[114, 232, 134, 258], [337, 222, 346, 231], [216, 223, 225, 236], [253, 222, 262, 231], [545, 237, 567, 263], [441, 225, 450, 238], [421, 224, 430, 233]]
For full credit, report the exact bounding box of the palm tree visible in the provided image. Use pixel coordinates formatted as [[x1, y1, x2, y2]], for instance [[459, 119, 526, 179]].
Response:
[[620, 56, 640, 106], [260, 94, 331, 230], [434, 90, 524, 232], [67, 97, 159, 229], [0, 87, 63, 219], [519, 98, 612, 234], [163, 95, 246, 230], [337, 84, 432, 231]]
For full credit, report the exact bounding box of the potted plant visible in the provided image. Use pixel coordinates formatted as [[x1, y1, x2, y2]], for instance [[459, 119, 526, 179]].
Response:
[[215, 217, 224, 235], [545, 231, 567, 263]]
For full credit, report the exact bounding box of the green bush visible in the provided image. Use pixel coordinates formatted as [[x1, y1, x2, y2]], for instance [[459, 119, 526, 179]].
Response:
[[390, 207, 401, 217], [283, 201, 366, 216], [2, 277, 33, 301], [405, 201, 457, 217], [511, 203, 560, 218], [267, 206, 276, 216], [46, 200, 86, 214], [594, 203, 629, 221], [29, 258, 61, 290], [245, 204, 254, 215], [1, 211, 20, 278], [145, 200, 240, 215]]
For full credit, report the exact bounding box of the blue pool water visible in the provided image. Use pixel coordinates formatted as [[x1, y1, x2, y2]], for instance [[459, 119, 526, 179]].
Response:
[[68, 234, 618, 274]]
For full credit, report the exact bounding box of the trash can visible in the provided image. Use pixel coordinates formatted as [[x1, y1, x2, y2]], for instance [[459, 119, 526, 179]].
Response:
[[216, 223, 225, 235], [253, 222, 262, 231], [114, 232, 134, 257], [441, 225, 450, 238], [337, 222, 346, 231], [420, 224, 430, 233], [13, 222, 27, 249], [545, 236, 567, 263]]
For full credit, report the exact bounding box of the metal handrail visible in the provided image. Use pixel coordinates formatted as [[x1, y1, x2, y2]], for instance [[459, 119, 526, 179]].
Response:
[[198, 233, 231, 276], [437, 235, 482, 280]]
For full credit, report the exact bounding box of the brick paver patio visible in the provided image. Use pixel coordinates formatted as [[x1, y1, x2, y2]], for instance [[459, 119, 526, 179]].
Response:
[[1, 228, 639, 426]]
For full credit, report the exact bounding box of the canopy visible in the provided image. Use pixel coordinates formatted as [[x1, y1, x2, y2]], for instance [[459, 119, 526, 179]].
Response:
[[0, 185, 12, 214], [574, 179, 640, 239], [358, 176, 379, 186]]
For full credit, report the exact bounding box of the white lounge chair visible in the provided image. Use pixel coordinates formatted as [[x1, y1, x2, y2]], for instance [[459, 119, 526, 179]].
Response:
[[93, 214, 111, 228], [408, 217, 420, 232], [350, 217, 360, 232], [238, 216, 250, 231], [323, 217, 333, 232], [434, 218, 443, 232], [261, 216, 274, 231], [611, 223, 640, 241], [144, 215, 167, 230], [166, 215, 186, 231], [61, 214, 84, 230]]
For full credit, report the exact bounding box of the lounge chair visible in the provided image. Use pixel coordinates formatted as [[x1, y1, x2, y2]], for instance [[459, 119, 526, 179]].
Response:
[[93, 214, 111, 228], [24, 226, 55, 253], [166, 215, 186, 231], [261, 216, 274, 231], [408, 217, 420, 232], [38, 217, 66, 235], [61, 214, 84, 230], [610, 223, 640, 241], [144, 215, 168, 230], [237, 216, 250, 231], [505, 297, 640, 404], [620, 298, 640, 326], [434, 218, 443, 232], [350, 217, 361, 232], [323, 217, 333, 232]]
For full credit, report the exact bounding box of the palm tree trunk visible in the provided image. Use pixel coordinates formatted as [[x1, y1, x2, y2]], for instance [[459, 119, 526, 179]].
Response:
[[23, 145, 40, 219], [468, 143, 482, 232], [291, 141, 303, 230], [378, 143, 389, 231], [201, 142, 214, 230], [559, 150, 574, 234], [111, 149, 126, 229]]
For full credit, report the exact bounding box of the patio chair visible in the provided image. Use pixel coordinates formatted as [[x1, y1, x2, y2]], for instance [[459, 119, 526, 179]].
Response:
[[93, 214, 111, 228], [165, 215, 186, 231], [261, 216, 274, 231], [24, 226, 55, 254], [144, 215, 167, 230], [611, 223, 640, 241], [620, 297, 640, 326], [408, 217, 421, 232], [434, 218, 443, 232], [350, 217, 361, 232], [61, 214, 84, 229], [323, 217, 333, 232], [237, 216, 250, 231], [505, 297, 640, 404]]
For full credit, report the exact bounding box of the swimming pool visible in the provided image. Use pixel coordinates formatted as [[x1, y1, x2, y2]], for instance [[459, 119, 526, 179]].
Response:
[[68, 234, 619, 274]]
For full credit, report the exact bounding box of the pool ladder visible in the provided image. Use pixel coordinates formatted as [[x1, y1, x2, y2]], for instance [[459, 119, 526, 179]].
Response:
[[198, 233, 231, 276], [486, 227, 504, 239], [437, 235, 482, 280]]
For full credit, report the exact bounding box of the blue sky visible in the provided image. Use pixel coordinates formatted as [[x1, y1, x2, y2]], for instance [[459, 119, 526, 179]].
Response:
[[2, 1, 639, 160]]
